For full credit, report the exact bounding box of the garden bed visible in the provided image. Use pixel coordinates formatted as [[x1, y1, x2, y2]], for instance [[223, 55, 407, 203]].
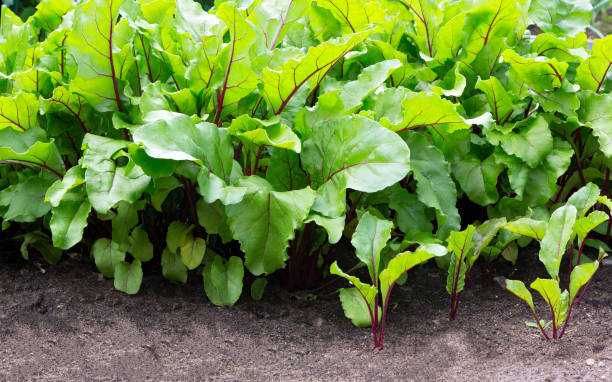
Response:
[[1, 248, 610, 381]]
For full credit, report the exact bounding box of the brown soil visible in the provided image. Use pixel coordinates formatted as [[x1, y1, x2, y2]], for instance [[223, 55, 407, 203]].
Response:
[[1, 247, 611, 382]]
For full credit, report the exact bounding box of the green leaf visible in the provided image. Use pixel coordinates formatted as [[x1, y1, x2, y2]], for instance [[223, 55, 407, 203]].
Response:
[[20, 231, 63, 265], [530, 278, 566, 326], [351, 211, 393, 281], [569, 261, 599, 303], [452, 154, 503, 206], [468, 218, 507, 267], [502, 50, 568, 92], [161, 248, 188, 284], [539, 205, 577, 280], [166, 221, 194, 254], [338, 287, 379, 328], [134, 112, 234, 179], [0, 93, 39, 131], [576, 35, 612, 93], [0, 140, 65, 178], [228, 115, 301, 152], [128, 225, 154, 262], [226, 176, 316, 275], [302, 115, 411, 193], [247, 0, 311, 51], [196, 198, 232, 243], [505, 279, 535, 312], [529, 0, 592, 36], [503, 217, 547, 240], [68, 0, 133, 111], [475, 77, 513, 125], [446, 226, 476, 295], [92, 238, 126, 278], [262, 29, 376, 114], [316, 0, 385, 34], [250, 277, 267, 301], [404, 132, 459, 237], [499, 117, 554, 168], [265, 148, 308, 191], [203, 255, 244, 307], [82, 134, 150, 213], [49, 188, 91, 250], [180, 236, 206, 270], [330, 261, 377, 304], [0, 174, 53, 223], [305, 214, 345, 244], [577, 93, 612, 158], [113, 260, 143, 294], [573, 211, 608, 245], [338, 59, 401, 111], [567, 183, 601, 218], [379, 244, 447, 299]]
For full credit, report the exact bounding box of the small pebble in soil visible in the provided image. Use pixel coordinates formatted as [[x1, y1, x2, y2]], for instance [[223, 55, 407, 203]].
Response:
[[598, 361, 605, 368], [312, 317, 324, 327], [586, 358, 596, 366]]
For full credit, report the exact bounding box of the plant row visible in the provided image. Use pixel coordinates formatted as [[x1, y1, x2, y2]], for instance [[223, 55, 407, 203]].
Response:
[[0, 0, 611, 349]]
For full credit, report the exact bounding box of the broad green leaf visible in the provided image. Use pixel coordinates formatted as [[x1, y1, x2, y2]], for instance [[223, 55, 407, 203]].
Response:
[[247, 0, 311, 50], [502, 50, 568, 92], [505, 279, 535, 312], [82, 134, 151, 213], [31, 0, 72, 32], [499, 117, 553, 168], [92, 238, 126, 278], [302, 115, 411, 193], [476, 77, 513, 125], [532, 32, 588, 62], [530, 278, 566, 326], [503, 217, 547, 240], [351, 211, 393, 281], [539, 205, 577, 280], [338, 287, 379, 327], [265, 148, 308, 191], [576, 35, 612, 93], [338, 59, 401, 111], [49, 188, 91, 250], [113, 260, 143, 294], [262, 29, 375, 114], [203, 255, 244, 307], [166, 221, 194, 254], [569, 261, 599, 303], [45, 166, 86, 208], [250, 277, 267, 301], [20, 231, 62, 265], [41, 87, 91, 133], [197, 169, 248, 205], [111, 201, 143, 251], [330, 261, 377, 304], [446, 226, 476, 295], [567, 183, 600, 218], [228, 115, 301, 152], [573, 211, 608, 245], [404, 132, 459, 237], [452, 154, 503, 206], [317, 0, 385, 34], [180, 236, 206, 270], [161, 248, 188, 284], [0, 140, 65, 178], [381, 92, 470, 133], [150, 176, 182, 212], [196, 199, 232, 243], [529, 0, 592, 36], [305, 214, 344, 244], [0, 93, 39, 131], [0, 176, 54, 223], [388, 186, 433, 237], [134, 111, 234, 179], [225, 176, 316, 275], [577, 93, 612, 158], [379, 244, 447, 299], [68, 0, 133, 112], [128, 225, 154, 262]]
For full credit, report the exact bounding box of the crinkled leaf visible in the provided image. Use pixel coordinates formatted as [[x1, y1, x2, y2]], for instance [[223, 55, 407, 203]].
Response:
[[49, 187, 91, 250], [577, 93, 612, 158], [228, 115, 301, 152], [0, 93, 39, 131]]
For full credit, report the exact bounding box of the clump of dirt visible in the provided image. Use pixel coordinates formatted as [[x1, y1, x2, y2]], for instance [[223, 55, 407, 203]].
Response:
[[0, 248, 611, 381]]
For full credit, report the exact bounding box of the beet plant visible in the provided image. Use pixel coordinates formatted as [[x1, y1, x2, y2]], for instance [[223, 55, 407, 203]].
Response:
[[331, 211, 447, 349], [503, 183, 610, 339]]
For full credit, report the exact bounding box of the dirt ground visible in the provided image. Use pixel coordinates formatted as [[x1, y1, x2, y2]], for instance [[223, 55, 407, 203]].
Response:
[[1, 246, 611, 382]]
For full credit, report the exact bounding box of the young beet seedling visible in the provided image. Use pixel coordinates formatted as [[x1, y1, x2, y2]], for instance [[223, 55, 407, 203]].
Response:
[[445, 218, 507, 320], [504, 184, 610, 339], [331, 211, 446, 349]]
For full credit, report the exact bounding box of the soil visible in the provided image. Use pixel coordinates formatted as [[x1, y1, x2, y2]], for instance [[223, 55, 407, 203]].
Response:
[[1, 246, 611, 382]]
